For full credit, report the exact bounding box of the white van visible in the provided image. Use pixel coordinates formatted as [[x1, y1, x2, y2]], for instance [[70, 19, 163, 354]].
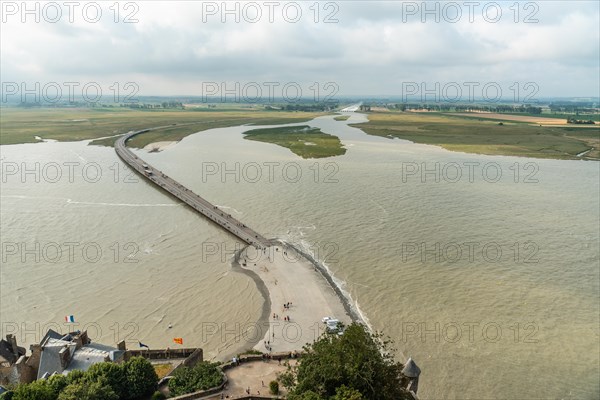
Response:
[[326, 319, 340, 331]]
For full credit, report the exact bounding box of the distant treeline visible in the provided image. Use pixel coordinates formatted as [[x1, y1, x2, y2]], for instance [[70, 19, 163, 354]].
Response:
[[122, 101, 184, 109], [385, 103, 544, 114], [14, 101, 184, 109], [266, 103, 337, 112], [15, 101, 98, 108], [549, 103, 598, 114]]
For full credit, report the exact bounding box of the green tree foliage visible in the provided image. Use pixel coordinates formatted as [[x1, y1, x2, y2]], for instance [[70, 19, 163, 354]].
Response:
[[57, 380, 118, 400], [0, 391, 14, 400], [65, 370, 86, 385], [12, 380, 56, 400], [287, 391, 324, 400], [333, 385, 364, 400], [278, 366, 296, 390], [85, 362, 126, 397], [269, 380, 279, 395], [46, 375, 67, 395], [151, 391, 166, 400], [10, 358, 160, 400], [123, 357, 159, 399], [284, 323, 412, 400], [168, 362, 222, 396]]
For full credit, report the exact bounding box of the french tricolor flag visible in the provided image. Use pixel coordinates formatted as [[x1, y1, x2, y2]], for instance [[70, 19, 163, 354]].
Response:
[[65, 315, 75, 323]]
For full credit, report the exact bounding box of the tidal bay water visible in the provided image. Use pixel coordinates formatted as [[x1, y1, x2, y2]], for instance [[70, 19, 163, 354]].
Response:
[[1, 113, 598, 399]]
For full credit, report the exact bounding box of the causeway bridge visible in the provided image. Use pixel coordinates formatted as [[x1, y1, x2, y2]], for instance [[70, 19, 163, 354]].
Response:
[[115, 128, 272, 248]]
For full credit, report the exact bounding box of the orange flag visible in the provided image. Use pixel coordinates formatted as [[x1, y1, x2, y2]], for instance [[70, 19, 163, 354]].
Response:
[[173, 337, 183, 345]]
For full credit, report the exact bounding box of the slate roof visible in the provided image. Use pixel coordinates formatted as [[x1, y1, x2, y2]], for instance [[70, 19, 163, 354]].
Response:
[[36, 331, 124, 379], [402, 357, 421, 378]]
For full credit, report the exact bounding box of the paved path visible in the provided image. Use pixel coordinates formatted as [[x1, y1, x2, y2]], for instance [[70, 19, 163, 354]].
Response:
[[115, 128, 272, 248]]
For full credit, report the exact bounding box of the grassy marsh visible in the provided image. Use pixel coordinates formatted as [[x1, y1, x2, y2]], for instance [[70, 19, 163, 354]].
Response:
[[243, 125, 346, 158], [351, 111, 599, 160]]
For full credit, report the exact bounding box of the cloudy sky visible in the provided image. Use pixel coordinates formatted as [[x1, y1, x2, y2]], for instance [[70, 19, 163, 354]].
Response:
[[1, 1, 599, 99]]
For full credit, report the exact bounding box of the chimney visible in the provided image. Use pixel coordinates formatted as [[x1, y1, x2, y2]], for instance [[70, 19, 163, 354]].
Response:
[[75, 331, 89, 350], [7, 334, 19, 358], [117, 340, 126, 351], [59, 346, 71, 369], [27, 344, 42, 372]]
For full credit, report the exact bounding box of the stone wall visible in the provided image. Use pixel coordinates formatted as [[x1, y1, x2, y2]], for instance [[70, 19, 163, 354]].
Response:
[[168, 348, 204, 376], [125, 348, 202, 362]]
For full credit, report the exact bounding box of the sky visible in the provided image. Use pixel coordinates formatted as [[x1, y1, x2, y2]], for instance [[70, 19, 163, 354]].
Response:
[[1, 1, 599, 100]]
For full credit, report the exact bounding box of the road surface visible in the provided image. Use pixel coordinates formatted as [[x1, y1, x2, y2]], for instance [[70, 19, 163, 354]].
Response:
[[115, 128, 272, 249]]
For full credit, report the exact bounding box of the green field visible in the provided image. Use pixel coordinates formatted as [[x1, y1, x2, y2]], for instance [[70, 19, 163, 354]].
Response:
[[243, 125, 346, 158], [510, 112, 600, 122], [3, 107, 597, 160], [0, 107, 328, 148], [351, 111, 599, 160]]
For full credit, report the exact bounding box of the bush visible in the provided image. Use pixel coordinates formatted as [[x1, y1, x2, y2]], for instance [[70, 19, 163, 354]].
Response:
[[151, 391, 166, 400], [240, 349, 263, 355], [168, 362, 223, 396], [269, 380, 279, 395]]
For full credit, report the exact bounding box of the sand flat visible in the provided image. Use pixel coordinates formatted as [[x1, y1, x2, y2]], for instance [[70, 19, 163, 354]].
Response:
[[143, 141, 177, 152], [237, 244, 351, 353]]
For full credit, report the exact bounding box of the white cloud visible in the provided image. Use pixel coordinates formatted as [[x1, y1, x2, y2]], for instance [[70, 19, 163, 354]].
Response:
[[1, 0, 598, 97]]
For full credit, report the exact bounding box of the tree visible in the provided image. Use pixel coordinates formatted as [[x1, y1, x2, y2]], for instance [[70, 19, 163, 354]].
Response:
[[65, 369, 86, 385], [46, 375, 68, 396], [10, 358, 158, 400], [12, 380, 56, 400], [57, 380, 118, 400], [0, 391, 14, 400], [151, 391, 166, 400], [333, 385, 363, 400], [85, 362, 126, 398], [123, 357, 159, 399], [287, 391, 325, 400], [278, 367, 295, 391], [284, 323, 412, 400], [168, 362, 222, 396]]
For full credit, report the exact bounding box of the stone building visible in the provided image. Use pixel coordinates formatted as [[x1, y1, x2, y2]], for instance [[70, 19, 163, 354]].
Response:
[[33, 329, 125, 379], [0, 334, 36, 385]]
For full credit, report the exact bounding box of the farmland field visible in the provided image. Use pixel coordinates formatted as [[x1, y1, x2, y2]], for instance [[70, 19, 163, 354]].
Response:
[[352, 111, 599, 160], [0, 107, 328, 148]]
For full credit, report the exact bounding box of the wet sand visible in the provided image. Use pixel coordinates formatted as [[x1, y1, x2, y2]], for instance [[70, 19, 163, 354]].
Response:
[[143, 141, 177, 152], [233, 243, 353, 353]]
